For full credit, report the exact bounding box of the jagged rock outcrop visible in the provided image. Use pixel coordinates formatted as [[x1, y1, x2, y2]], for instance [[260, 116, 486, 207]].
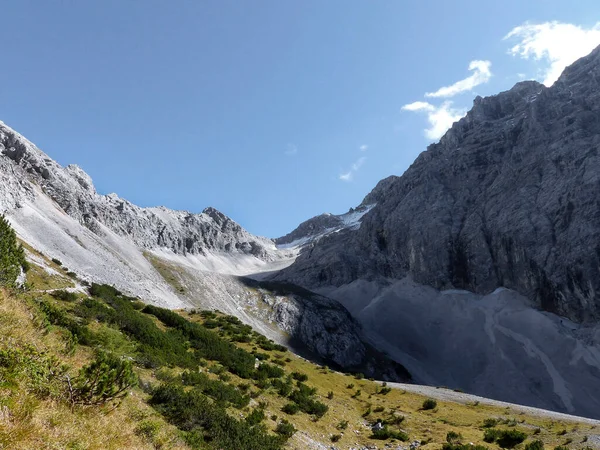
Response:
[[276, 45, 600, 323], [0, 122, 277, 260]]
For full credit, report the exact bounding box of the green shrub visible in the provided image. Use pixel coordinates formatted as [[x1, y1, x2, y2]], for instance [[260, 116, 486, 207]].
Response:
[[497, 430, 527, 448], [0, 216, 28, 286], [51, 290, 78, 302], [447, 431, 463, 444], [69, 350, 137, 407], [483, 418, 499, 428], [135, 420, 161, 439], [0, 345, 67, 398], [150, 384, 286, 449], [484, 429, 527, 448], [282, 402, 300, 415], [371, 425, 409, 441], [245, 407, 265, 426], [288, 383, 328, 418], [525, 440, 544, 450], [337, 420, 349, 430], [291, 371, 308, 382], [275, 420, 296, 439], [422, 398, 437, 410], [484, 429, 501, 443], [51, 257, 63, 266], [331, 434, 342, 442], [181, 370, 249, 408], [255, 363, 285, 379]]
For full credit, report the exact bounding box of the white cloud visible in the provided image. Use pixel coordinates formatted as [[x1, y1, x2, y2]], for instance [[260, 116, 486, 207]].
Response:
[[425, 60, 492, 98], [285, 143, 298, 156], [402, 101, 466, 140], [359, 144, 368, 151], [504, 21, 600, 86], [339, 156, 367, 182]]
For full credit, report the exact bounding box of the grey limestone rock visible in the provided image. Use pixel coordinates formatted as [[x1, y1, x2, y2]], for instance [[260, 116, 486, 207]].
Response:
[[276, 45, 600, 323]]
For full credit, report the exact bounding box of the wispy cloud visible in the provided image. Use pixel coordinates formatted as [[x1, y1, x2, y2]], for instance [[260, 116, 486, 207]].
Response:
[[359, 144, 368, 151], [504, 21, 600, 86], [339, 156, 367, 182], [425, 60, 492, 98], [402, 58, 487, 140], [402, 101, 465, 140], [284, 143, 298, 156]]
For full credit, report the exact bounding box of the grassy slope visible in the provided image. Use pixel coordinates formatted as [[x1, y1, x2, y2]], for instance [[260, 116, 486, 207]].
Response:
[[0, 247, 186, 450], [0, 247, 596, 450]]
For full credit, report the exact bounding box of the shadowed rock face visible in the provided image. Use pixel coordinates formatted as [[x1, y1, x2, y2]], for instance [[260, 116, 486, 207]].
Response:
[[276, 45, 600, 323]]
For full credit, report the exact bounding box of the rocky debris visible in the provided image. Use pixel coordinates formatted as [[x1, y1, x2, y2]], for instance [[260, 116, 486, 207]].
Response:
[[275, 44, 600, 324]]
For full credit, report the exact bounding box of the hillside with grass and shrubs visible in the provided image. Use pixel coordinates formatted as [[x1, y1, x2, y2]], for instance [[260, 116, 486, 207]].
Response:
[[0, 218, 598, 449]]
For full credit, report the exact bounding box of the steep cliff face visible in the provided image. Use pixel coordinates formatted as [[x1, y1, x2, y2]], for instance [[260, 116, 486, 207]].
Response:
[[276, 45, 600, 323]]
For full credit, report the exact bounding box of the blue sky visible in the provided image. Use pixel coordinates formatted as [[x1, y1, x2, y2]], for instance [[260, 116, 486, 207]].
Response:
[[1, 1, 599, 237]]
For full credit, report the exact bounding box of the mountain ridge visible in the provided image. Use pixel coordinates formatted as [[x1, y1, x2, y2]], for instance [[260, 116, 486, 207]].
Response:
[[275, 43, 600, 324]]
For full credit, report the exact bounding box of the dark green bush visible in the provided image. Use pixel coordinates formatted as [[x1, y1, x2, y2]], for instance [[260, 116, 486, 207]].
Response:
[[483, 418, 499, 428], [51, 290, 78, 302], [484, 429, 527, 448], [245, 407, 265, 426], [484, 429, 501, 443], [496, 430, 527, 448], [143, 304, 256, 378], [422, 398, 437, 410], [150, 384, 286, 450], [287, 383, 328, 418], [282, 402, 300, 415], [0, 216, 28, 286], [525, 440, 544, 450], [275, 420, 296, 439], [70, 351, 137, 406], [447, 431, 463, 443], [371, 425, 409, 441], [181, 370, 249, 408], [254, 363, 284, 380], [291, 371, 308, 382]]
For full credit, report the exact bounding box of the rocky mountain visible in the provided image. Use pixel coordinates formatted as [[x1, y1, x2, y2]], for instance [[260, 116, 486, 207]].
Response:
[[275, 204, 375, 247], [277, 44, 600, 323], [272, 45, 600, 417], [0, 120, 406, 381], [0, 123, 278, 260]]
